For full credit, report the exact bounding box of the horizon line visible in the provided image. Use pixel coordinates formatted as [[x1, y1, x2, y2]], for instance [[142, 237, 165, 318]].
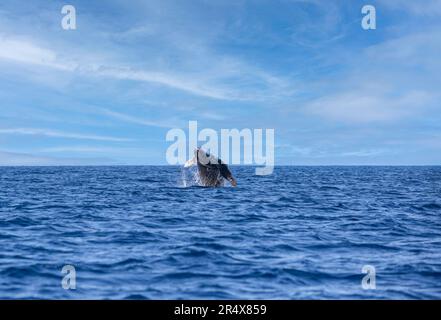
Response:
[[1, 164, 440, 167]]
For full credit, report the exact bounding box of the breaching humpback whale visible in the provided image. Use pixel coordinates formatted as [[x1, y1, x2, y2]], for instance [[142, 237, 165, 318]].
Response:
[[185, 148, 237, 187]]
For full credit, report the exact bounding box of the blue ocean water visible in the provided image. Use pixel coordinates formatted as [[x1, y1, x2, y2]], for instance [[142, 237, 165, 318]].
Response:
[[0, 166, 440, 299]]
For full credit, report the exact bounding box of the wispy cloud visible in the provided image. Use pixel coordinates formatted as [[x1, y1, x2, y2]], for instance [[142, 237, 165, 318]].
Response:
[[95, 67, 236, 100], [300, 26, 441, 124], [0, 128, 132, 142], [0, 35, 78, 72], [93, 107, 180, 128], [276, 144, 312, 156], [39, 146, 146, 154], [0, 150, 119, 166], [340, 149, 387, 157], [0, 33, 291, 101], [379, 0, 441, 16], [304, 89, 434, 123]]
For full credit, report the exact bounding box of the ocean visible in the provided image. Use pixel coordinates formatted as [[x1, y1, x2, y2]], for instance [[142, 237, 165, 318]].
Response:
[[0, 166, 440, 299]]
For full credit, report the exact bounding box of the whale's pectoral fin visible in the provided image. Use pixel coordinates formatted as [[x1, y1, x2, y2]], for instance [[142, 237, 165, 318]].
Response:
[[227, 176, 237, 187], [218, 163, 237, 187], [184, 157, 196, 168]]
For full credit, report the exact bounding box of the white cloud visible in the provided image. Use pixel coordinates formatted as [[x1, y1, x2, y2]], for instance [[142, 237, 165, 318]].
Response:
[[364, 31, 441, 69], [96, 67, 234, 100], [304, 90, 434, 123], [341, 149, 386, 157], [0, 128, 133, 142], [276, 144, 312, 156], [39, 146, 143, 153], [301, 26, 441, 124], [0, 150, 118, 166], [0, 35, 74, 70], [0, 34, 291, 101], [0, 35, 229, 99], [380, 0, 441, 16], [93, 107, 180, 128]]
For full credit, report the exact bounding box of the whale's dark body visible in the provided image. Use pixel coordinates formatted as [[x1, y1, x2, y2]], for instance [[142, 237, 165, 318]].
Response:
[[194, 148, 237, 187]]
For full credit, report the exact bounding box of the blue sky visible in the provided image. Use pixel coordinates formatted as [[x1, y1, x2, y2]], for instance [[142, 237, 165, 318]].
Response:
[[0, 0, 440, 165]]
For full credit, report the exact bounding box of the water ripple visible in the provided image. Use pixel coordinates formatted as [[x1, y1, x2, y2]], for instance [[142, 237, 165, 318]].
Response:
[[1, 166, 440, 299]]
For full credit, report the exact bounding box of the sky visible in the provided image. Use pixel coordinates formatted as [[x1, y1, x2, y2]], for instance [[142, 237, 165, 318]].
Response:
[[0, 0, 440, 165]]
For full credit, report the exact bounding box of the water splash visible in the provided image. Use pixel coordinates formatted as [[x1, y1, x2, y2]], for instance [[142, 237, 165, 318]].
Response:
[[179, 165, 229, 188], [180, 166, 200, 187]]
